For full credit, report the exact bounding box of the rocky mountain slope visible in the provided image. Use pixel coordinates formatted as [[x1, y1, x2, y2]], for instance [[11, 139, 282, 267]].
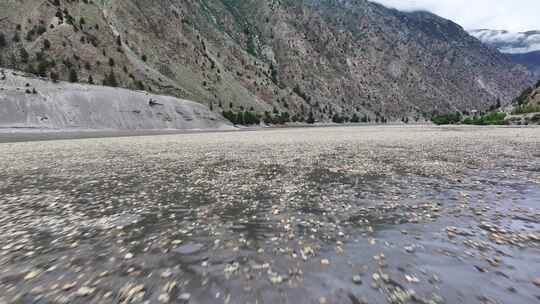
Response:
[[505, 81, 540, 125], [0, 69, 229, 130], [514, 80, 540, 108], [508, 51, 540, 78], [0, 0, 532, 122], [528, 84, 540, 107], [470, 29, 540, 78]]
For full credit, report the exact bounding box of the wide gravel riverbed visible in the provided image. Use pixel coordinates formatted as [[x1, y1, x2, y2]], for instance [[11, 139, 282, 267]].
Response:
[[0, 126, 539, 304]]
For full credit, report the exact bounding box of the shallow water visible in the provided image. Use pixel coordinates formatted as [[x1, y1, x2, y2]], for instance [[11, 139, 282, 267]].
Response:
[[0, 126, 538, 303]]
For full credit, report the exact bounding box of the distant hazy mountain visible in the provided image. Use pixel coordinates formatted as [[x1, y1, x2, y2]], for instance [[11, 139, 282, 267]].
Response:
[[470, 29, 540, 77]]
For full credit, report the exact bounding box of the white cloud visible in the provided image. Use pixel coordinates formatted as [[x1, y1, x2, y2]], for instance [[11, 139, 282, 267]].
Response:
[[469, 29, 540, 53], [370, 0, 540, 32]]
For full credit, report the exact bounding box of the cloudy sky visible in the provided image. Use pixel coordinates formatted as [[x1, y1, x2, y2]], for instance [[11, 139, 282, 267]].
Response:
[[371, 0, 540, 32]]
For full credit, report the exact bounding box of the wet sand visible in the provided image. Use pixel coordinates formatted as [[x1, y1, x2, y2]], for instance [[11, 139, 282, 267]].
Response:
[[0, 125, 539, 304]]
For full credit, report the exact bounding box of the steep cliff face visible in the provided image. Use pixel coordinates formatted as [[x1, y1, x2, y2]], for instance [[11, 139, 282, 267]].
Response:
[[0, 0, 532, 122]]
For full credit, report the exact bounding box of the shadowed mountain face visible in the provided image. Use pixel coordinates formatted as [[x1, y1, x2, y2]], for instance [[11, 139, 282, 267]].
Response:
[[509, 51, 540, 78], [470, 29, 540, 78], [0, 0, 531, 121]]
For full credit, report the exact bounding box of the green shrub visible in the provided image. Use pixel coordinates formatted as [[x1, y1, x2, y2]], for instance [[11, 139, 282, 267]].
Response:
[[307, 112, 315, 124], [37, 60, 52, 77], [293, 85, 309, 102], [332, 114, 346, 123], [68, 69, 78, 82], [514, 87, 533, 105], [43, 39, 51, 50], [50, 71, 59, 82], [222, 110, 260, 125], [19, 47, 29, 63], [103, 71, 118, 87], [462, 112, 507, 125], [512, 104, 540, 115], [431, 112, 462, 125]]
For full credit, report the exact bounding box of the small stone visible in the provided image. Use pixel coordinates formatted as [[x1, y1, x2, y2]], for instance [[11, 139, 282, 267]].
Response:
[[534, 278, 540, 287], [269, 274, 284, 284], [124, 253, 134, 260], [76, 286, 96, 297], [159, 293, 170, 303], [319, 297, 327, 304], [178, 293, 191, 301], [474, 265, 487, 273], [321, 259, 330, 266], [24, 271, 40, 281], [404, 245, 415, 253], [352, 275, 363, 285], [30, 286, 45, 295], [62, 282, 76, 291], [161, 269, 173, 278], [405, 275, 420, 283], [173, 243, 203, 255]]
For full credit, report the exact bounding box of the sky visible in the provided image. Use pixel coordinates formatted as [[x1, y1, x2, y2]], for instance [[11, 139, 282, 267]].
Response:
[[370, 0, 540, 32]]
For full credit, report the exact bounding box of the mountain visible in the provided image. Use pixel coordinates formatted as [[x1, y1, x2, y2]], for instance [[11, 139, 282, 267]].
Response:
[[513, 80, 540, 108], [470, 29, 540, 78], [0, 0, 531, 123], [505, 80, 540, 125]]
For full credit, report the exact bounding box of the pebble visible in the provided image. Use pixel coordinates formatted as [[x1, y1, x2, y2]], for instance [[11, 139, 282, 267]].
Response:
[[159, 293, 170, 303], [76, 286, 95, 297], [24, 271, 40, 281], [352, 275, 363, 284], [405, 275, 420, 283], [124, 253, 134, 260], [534, 278, 540, 287], [174, 243, 204, 255], [179, 293, 191, 301], [269, 274, 284, 284], [62, 282, 76, 291], [161, 269, 173, 278], [404, 245, 415, 253]]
